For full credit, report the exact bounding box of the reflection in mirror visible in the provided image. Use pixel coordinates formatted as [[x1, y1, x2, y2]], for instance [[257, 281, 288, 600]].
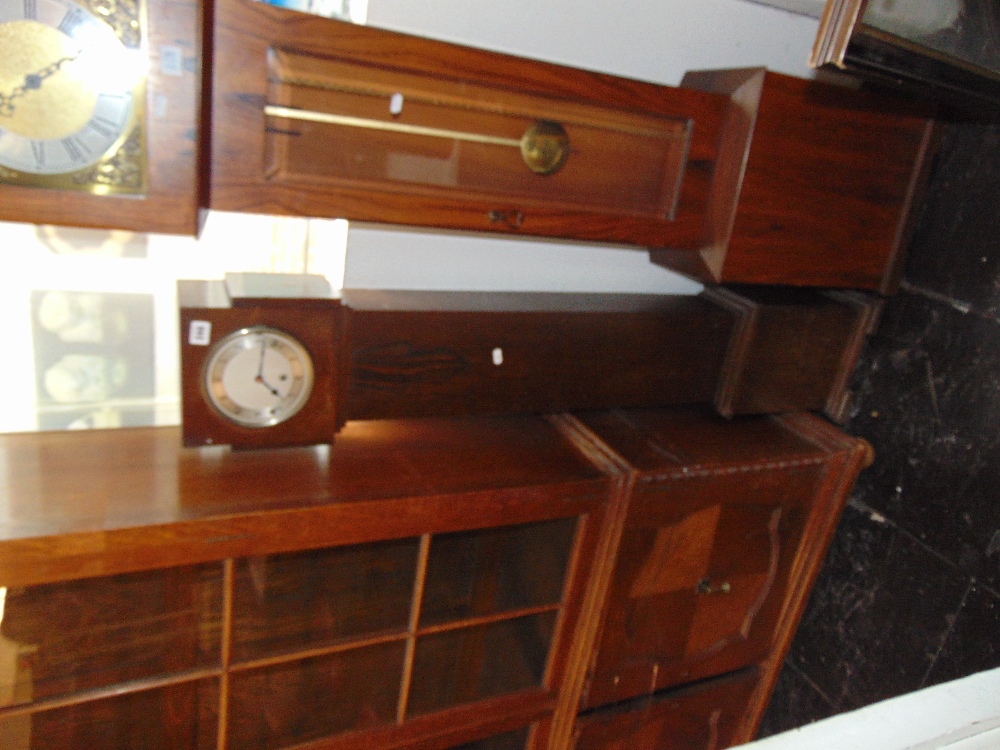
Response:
[[0, 212, 348, 433]]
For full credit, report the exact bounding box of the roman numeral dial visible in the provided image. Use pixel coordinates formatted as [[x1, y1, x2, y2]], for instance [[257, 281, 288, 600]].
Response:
[[0, 0, 143, 183]]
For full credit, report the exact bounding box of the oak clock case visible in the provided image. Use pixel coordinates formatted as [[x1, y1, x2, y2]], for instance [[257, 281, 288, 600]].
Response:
[[0, 0, 203, 234], [179, 277, 883, 450], [209, 0, 724, 250]]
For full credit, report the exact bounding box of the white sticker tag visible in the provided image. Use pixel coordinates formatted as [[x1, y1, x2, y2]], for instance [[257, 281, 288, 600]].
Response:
[[492, 347, 503, 366], [160, 45, 184, 76], [389, 92, 404, 115], [189, 320, 212, 346]]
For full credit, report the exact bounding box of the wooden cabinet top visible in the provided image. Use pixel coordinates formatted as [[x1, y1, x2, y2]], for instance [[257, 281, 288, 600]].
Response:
[[0, 416, 610, 587], [573, 407, 872, 477]]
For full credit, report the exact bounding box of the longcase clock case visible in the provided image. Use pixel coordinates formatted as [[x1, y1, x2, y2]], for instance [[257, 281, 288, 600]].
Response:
[[208, 0, 936, 291]]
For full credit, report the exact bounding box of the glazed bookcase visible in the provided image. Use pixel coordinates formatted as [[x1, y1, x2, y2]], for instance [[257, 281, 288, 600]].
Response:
[[0, 406, 871, 750]]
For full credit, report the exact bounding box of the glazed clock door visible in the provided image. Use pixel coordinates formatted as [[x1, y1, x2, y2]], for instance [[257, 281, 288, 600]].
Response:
[[210, 0, 730, 248], [0, 0, 203, 234]]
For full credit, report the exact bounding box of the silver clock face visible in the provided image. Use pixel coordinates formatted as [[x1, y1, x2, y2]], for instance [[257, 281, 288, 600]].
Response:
[[203, 326, 314, 428]]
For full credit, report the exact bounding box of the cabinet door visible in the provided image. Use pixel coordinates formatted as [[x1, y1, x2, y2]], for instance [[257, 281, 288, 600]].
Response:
[[574, 668, 758, 750], [210, 0, 727, 248], [583, 466, 821, 709], [226, 517, 583, 750]]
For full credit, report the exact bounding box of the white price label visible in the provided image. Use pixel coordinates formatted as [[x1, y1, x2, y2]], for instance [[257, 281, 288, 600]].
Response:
[[188, 320, 212, 346]]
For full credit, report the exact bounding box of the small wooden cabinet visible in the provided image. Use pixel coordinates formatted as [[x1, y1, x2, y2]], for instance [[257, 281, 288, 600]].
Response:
[[0, 407, 870, 750], [557, 408, 871, 748]]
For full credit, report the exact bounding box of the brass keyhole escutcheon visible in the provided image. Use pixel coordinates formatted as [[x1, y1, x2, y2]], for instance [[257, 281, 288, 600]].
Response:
[[696, 578, 732, 595], [520, 120, 570, 175]]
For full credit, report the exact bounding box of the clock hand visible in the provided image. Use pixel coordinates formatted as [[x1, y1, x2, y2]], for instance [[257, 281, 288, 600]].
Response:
[[254, 342, 282, 397], [0, 53, 80, 117]]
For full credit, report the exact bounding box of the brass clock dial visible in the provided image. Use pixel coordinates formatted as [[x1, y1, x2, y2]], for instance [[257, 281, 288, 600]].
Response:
[[203, 326, 315, 428], [0, 0, 146, 192]]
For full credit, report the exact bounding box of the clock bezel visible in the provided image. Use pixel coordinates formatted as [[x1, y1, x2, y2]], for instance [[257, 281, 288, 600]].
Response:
[[202, 325, 316, 429]]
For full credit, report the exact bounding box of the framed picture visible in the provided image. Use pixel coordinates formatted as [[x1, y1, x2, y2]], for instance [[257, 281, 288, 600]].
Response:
[[812, 0, 1000, 107]]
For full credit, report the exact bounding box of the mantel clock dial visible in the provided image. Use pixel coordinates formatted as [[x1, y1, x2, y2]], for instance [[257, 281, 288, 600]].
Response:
[[0, 0, 147, 194], [203, 326, 315, 428]]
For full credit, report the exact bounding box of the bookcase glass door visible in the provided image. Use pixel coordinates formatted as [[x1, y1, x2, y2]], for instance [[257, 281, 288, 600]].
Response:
[[0, 516, 578, 750]]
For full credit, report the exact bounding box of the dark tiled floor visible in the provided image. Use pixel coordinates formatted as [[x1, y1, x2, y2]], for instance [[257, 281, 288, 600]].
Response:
[[759, 120, 1000, 736]]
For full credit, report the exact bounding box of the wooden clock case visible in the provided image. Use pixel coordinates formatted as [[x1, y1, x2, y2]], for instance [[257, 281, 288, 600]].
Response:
[[179, 274, 881, 449], [1, 0, 934, 291], [208, 0, 936, 291]]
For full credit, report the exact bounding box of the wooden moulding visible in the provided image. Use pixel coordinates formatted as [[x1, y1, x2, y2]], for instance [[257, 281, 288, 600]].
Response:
[[708, 285, 884, 422], [0, 0, 206, 235], [653, 66, 938, 292]]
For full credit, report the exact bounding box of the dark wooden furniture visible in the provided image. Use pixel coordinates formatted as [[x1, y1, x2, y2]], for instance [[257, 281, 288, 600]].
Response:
[[0, 0, 935, 286], [208, 0, 724, 250], [0, 406, 870, 750], [0, 416, 613, 750], [178, 281, 880, 448], [658, 68, 937, 294], [208, 0, 935, 290], [557, 407, 872, 749]]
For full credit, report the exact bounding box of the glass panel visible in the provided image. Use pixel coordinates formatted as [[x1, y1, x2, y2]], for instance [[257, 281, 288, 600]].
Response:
[[228, 641, 406, 750], [0, 565, 223, 708], [420, 518, 577, 627], [266, 50, 689, 218], [450, 727, 531, 750], [862, 0, 1000, 74], [407, 612, 557, 718], [0, 678, 218, 750], [231, 538, 419, 662]]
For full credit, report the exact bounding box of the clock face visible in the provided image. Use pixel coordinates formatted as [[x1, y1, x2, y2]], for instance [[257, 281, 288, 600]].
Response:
[[0, 0, 145, 190], [203, 326, 315, 428]]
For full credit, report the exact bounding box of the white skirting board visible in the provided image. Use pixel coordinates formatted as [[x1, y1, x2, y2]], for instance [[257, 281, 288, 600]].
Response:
[[736, 667, 1000, 750]]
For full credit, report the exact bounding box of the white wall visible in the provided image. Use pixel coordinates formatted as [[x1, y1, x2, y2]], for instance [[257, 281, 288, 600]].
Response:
[[345, 0, 822, 293]]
